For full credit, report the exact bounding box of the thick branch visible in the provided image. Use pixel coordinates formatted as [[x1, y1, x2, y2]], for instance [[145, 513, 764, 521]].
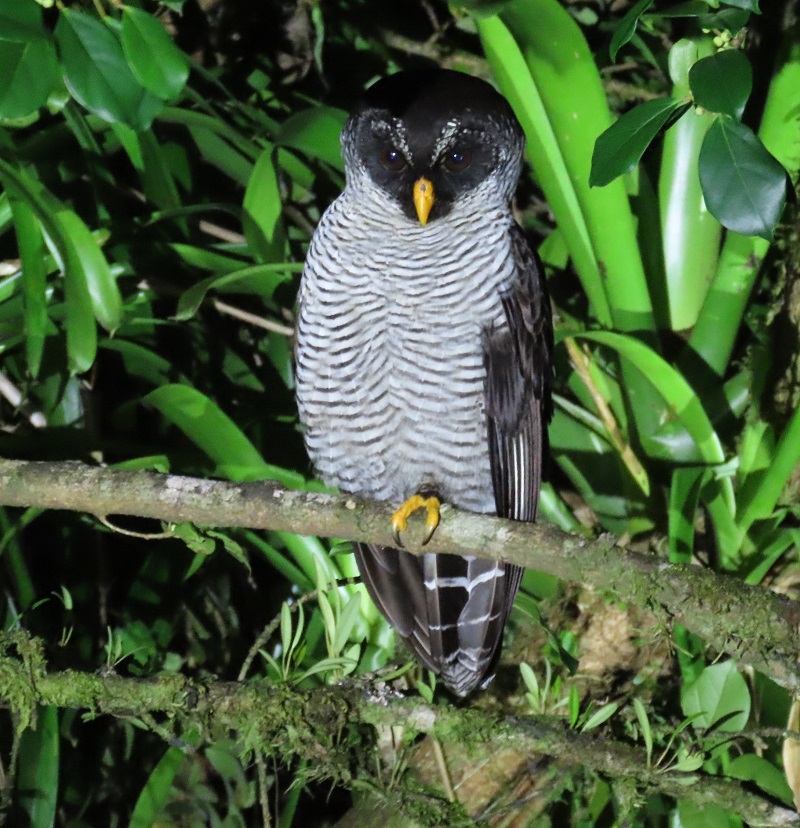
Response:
[[0, 639, 793, 828], [1, 459, 799, 691]]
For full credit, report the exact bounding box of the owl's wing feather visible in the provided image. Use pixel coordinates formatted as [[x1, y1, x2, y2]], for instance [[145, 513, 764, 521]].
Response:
[[485, 226, 552, 522], [483, 225, 553, 623]]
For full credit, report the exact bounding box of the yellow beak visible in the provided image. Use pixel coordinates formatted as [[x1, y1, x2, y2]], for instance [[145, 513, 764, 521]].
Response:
[[413, 177, 435, 225]]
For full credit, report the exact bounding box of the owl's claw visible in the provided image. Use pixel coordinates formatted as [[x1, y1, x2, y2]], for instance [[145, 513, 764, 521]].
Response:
[[391, 494, 441, 548]]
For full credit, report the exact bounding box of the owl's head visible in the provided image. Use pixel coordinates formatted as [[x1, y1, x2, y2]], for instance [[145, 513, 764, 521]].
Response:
[[341, 70, 525, 225]]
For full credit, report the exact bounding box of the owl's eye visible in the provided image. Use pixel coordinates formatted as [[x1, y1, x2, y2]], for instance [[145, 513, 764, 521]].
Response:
[[380, 147, 407, 171], [443, 148, 472, 172]]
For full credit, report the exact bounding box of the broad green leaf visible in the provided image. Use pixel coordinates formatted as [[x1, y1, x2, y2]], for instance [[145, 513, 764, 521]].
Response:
[[143, 384, 303, 486], [699, 117, 787, 240], [0, 1, 44, 42], [688, 29, 800, 377], [727, 754, 792, 805], [657, 1, 711, 17], [723, 0, 759, 9], [128, 746, 184, 828], [0, 38, 58, 118], [121, 8, 189, 101], [699, 7, 750, 31], [10, 197, 47, 376], [681, 660, 750, 731], [56, 211, 122, 331], [55, 9, 163, 130], [17, 706, 59, 828], [689, 49, 752, 118], [242, 147, 284, 261], [590, 98, 690, 186], [609, 0, 653, 61], [276, 107, 347, 170]]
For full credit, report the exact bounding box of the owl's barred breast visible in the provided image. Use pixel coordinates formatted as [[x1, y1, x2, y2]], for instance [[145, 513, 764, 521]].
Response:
[[295, 181, 517, 513]]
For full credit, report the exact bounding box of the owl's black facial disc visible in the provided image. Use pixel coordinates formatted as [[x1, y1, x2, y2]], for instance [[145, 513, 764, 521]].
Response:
[[341, 69, 525, 224]]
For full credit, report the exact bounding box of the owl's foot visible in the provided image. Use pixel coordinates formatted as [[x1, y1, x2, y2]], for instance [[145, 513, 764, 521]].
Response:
[[391, 493, 441, 548]]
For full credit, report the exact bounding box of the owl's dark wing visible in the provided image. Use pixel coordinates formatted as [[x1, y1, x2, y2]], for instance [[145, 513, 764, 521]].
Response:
[[482, 225, 553, 609], [485, 226, 553, 521]]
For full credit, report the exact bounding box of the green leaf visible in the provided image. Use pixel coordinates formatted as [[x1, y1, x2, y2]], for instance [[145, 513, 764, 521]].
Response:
[[476, 15, 611, 325], [333, 592, 362, 655], [689, 49, 752, 118], [581, 701, 619, 731], [0, 1, 45, 42], [187, 125, 253, 186], [173, 263, 298, 321], [658, 1, 716, 17], [633, 697, 653, 764], [699, 7, 750, 30], [62, 231, 97, 373], [17, 706, 59, 828], [681, 660, 750, 731], [726, 754, 792, 804], [699, 117, 787, 240], [609, 0, 653, 61], [128, 746, 184, 828], [55, 9, 163, 130], [121, 7, 189, 101], [243, 147, 284, 261], [571, 331, 727, 469], [56, 211, 122, 331], [276, 107, 347, 170], [10, 198, 47, 376], [738, 405, 800, 533], [143, 384, 304, 486], [723, 0, 759, 10], [591, 98, 691, 186], [0, 38, 58, 118]]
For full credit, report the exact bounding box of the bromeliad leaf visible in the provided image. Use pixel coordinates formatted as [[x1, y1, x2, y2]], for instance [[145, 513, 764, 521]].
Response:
[[590, 98, 690, 186], [689, 49, 752, 119], [699, 116, 787, 240]]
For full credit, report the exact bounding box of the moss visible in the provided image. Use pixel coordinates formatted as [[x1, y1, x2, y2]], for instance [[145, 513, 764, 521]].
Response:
[[0, 630, 46, 732]]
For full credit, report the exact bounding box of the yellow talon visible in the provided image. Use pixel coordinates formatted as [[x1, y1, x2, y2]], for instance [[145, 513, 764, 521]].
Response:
[[391, 494, 441, 548]]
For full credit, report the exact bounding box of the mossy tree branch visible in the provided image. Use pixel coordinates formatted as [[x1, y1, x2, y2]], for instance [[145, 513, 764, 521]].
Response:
[[0, 630, 796, 828], [0, 458, 798, 691]]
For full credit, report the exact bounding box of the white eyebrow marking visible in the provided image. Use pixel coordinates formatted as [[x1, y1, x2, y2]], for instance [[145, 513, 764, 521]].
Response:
[[431, 120, 460, 162]]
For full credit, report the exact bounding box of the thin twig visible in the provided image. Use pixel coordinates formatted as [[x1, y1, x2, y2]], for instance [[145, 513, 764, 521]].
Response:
[[212, 298, 294, 337]]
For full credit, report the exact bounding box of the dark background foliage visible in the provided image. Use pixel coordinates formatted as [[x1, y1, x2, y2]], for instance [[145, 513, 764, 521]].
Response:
[[0, 0, 799, 825]]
